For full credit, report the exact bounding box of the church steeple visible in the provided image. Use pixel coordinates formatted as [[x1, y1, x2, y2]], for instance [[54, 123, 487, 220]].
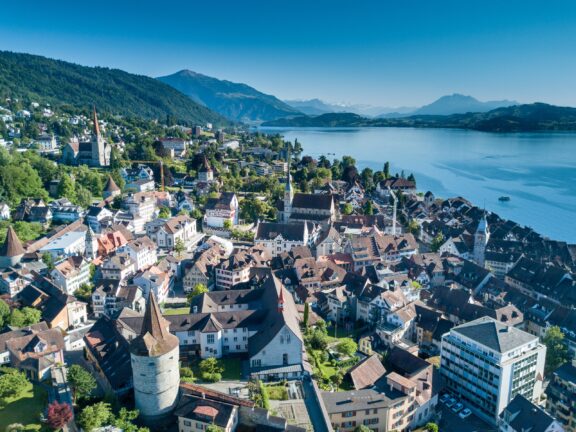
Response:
[[92, 106, 101, 137], [473, 211, 490, 267], [283, 145, 293, 222]]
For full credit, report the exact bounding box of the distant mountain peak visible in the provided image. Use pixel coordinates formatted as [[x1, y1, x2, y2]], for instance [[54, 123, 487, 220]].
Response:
[[412, 93, 518, 116], [159, 71, 300, 123]]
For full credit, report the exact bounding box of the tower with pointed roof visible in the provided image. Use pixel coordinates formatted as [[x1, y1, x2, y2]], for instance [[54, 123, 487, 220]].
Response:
[[90, 107, 111, 167], [103, 175, 121, 200], [0, 225, 25, 268], [130, 291, 180, 420], [85, 226, 98, 260], [282, 146, 293, 222], [198, 155, 214, 182], [473, 212, 490, 267]]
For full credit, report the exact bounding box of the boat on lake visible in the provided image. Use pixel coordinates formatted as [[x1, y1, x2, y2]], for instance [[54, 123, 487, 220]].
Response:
[[498, 196, 511, 202]]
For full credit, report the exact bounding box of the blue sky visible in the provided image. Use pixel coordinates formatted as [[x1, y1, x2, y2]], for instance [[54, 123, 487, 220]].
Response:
[[1, 0, 576, 106]]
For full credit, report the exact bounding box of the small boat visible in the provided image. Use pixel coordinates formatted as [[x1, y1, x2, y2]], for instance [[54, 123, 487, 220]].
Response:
[[498, 196, 511, 202]]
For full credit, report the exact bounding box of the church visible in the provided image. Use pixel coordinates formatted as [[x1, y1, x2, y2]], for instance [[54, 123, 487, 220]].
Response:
[[277, 154, 337, 227], [61, 108, 111, 167]]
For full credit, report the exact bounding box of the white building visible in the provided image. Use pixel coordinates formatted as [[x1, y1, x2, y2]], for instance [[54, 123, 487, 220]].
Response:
[[441, 316, 546, 425], [254, 221, 311, 258], [50, 256, 91, 295], [146, 215, 201, 252], [204, 192, 239, 229], [39, 229, 87, 259], [118, 236, 157, 272]]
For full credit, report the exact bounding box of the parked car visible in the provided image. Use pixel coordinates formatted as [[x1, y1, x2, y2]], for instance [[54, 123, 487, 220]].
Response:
[[459, 408, 472, 419], [452, 403, 464, 413], [439, 393, 451, 404], [445, 398, 457, 408]]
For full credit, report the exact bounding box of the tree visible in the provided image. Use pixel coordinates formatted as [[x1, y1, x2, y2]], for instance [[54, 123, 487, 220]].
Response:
[[342, 203, 353, 215], [174, 238, 185, 257], [199, 357, 223, 382], [206, 426, 223, 432], [74, 185, 93, 208], [543, 326, 571, 374], [354, 426, 372, 432], [308, 329, 328, 350], [78, 402, 112, 432], [223, 219, 232, 230], [430, 233, 444, 252], [57, 173, 76, 203], [0, 299, 10, 328], [67, 364, 97, 404], [187, 283, 208, 305], [425, 422, 439, 432], [330, 371, 344, 391], [158, 207, 171, 218], [383, 161, 391, 179], [8, 307, 41, 327], [46, 401, 73, 430], [303, 302, 310, 329], [42, 252, 54, 270], [336, 338, 358, 357], [0, 369, 29, 403], [363, 200, 375, 216], [113, 408, 149, 432], [407, 219, 420, 236]]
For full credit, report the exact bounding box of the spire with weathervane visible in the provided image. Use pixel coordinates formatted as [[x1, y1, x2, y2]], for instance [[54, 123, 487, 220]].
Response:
[[283, 144, 293, 222]]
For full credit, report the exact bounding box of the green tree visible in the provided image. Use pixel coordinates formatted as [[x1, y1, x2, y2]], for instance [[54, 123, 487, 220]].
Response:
[[0, 299, 10, 328], [407, 219, 420, 236], [0, 369, 29, 403], [223, 219, 232, 230], [174, 238, 186, 257], [78, 402, 112, 432], [74, 185, 93, 208], [258, 380, 270, 410], [8, 307, 41, 327], [42, 252, 54, 270], [425, 422, 439, 432], [342, 203, 353, 215], [187, 283, 208, 305], [199, 358, 223, 382], [57, 173, 76, 202], [303, 302, 310, 329], [354, 426, 372, 432], [543, 326, 571, 374], [363, 200, 374, 216], [430, 233, 444, 252], [0, 162, 47, 205], [383, 161, 391, 179], [158, 207, 171, 218], [206, 426, 224, 432], [67, 364, 97, 404], [113, 408, 149, 432], [330, 371, 344, 391], [336, 338, 358, 357]]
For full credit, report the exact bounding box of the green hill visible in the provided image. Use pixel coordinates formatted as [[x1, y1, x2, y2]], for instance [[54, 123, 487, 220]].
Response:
[[263, 103, 576, 132], [0, 51, 229, 126]]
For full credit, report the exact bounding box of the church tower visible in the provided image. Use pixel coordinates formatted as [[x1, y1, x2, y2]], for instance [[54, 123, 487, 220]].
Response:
[[283, 146, 293, 222], [90, 108, 110, 167], [130, 291, 180, 420], [473, 212, 490, 267], [85, 226, 98, 260]]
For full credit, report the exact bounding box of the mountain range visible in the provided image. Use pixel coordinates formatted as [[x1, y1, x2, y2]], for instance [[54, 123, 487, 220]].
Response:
[[158, 70, 301, 123], [284, 94, 518, 118], [262, 103, 576, 132], [0, 51, 229, 126]]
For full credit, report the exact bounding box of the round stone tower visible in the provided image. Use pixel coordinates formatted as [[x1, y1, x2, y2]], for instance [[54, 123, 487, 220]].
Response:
[[0, 226, 25, 269], [130, 291, 180, 420]]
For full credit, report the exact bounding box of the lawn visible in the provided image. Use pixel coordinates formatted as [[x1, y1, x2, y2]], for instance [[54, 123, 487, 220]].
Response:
[[186, 356, 243, 381], [163, 307, 190, 315], [265, 384, 288, 401], [0, 382, 48, 431]]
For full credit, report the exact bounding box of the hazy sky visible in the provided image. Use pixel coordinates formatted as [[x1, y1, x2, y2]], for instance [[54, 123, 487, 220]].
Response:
[[1, 0, 576, 106]]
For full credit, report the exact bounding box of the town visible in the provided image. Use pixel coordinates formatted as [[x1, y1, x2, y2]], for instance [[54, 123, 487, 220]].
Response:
[[1, 100, 576, 432]]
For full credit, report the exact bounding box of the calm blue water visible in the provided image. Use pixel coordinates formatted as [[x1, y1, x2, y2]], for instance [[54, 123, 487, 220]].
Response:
[[261, 127, 576, 243]]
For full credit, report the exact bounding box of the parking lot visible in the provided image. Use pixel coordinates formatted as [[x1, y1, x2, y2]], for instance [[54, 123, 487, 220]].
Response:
[[437, 393, 496, 432]]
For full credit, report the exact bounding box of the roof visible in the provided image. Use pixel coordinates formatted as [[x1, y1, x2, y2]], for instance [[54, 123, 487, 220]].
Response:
[[501, 394, 556, 432], [322, 386, 406, 414], [1, 226, 25, 257], [346, 354, 386, 390], [387, 347, 430, 377], [291, 193, 333, 211], [104, 176, 120, 192], [451, 316, 538, 353], [129, 291, 179, 357], [174, 394, 236, 427], [256, 222, 307, 242]]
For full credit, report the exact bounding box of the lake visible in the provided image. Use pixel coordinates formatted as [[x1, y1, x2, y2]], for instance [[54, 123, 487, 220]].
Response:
[[260, 127, 576, 243]]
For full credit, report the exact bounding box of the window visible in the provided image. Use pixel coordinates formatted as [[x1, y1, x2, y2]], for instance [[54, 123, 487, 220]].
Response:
[[207, 334, 215, 344], [283, 353, 288, 365], [183, 420, 191, 426], [252, 359, 261, 367]]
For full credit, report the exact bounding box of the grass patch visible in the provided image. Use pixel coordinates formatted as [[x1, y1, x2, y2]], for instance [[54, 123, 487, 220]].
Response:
[[186, 356, 243, 381], [0, 382, 48, 431], [265, 384, 288, 401], [163, 307, 190, 315]]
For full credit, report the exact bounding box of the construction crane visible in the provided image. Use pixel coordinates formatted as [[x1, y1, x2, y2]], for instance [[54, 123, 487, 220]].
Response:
[[128, 160, 165, 191]]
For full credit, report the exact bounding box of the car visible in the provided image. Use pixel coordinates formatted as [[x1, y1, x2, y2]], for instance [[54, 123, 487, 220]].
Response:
[[459, 408, 472, 419], [452, 403, 464, 413], [445, 398, 457, 408], [439, 393, 451, 404]]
